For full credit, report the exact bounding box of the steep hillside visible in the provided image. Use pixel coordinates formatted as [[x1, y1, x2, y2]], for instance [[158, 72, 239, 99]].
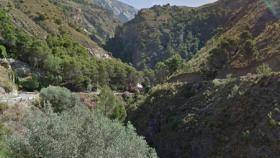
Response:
[[2, 0, 137, 46], [130, 73, 280, 158], [174, 0, 280, 79], [126, 1, 280, 157], [106, 0, 248, 69], [3, 0, 107, 55], [0, 0, 137, 48], [0, 3, 142, 91], [92, 0, 137, 22], [49, 0, 120, 45]]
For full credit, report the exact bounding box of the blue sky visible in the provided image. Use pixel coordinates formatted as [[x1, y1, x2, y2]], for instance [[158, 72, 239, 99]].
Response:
[[119, 0, 217, 9]]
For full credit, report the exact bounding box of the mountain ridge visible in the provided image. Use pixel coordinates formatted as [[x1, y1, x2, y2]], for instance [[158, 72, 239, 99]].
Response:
[[105, 0, 251, 69]]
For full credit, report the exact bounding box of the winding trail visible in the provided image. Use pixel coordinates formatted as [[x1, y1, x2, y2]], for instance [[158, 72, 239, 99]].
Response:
[[0, 90, 134, 105]]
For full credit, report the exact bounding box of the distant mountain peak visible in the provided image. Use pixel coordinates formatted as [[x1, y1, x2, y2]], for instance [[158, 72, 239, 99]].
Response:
[[93, 0, 138, 22]]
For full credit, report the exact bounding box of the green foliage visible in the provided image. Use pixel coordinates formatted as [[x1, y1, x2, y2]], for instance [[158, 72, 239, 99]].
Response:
[[106, 4, 229, 69], [207, 30, 257, 73], [0, 10, 16, 46], [267, 110, 280, 127], [19, 77, 40, 92], [6, 106, 157, 158], [0, 66, 16, 93], [153, 54, 183, 84], [97, 86, 127, 121], [0, 9, 141, 91], [0, 45, 7, 58], [256, 64, 272, 75], [164, 54, 183, 74], [154, 62, 169, 83], [40, 86, 81, 113], [142, 68, 156, 89], [0, 122, 9, 158]]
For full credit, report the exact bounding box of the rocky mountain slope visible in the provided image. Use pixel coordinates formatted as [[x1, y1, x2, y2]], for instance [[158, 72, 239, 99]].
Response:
[[0, 0, 142, 91], [92, 0, 137, 22], [2, 0, 106, 54], [127, 0, 280, 157], [1, 0, 137, 48], [106, 0, 280, 75], [130, 73, 280, 158], [106, 0, 248, 69], [49, 0, 137, 44], [174, 0, 280, 79]]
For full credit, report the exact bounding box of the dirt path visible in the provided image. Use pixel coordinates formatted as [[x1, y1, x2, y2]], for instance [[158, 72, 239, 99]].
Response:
[[0, 92, 39, 105]]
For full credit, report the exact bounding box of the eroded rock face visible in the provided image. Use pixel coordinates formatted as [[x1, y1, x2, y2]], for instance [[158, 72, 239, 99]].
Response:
[[8, 59, 31, 78], [94, 0, 137, 22]]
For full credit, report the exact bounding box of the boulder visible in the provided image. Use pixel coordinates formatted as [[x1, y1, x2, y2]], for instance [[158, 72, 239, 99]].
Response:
[[0, 87, 6, 94], [7, 59, 32, 77]]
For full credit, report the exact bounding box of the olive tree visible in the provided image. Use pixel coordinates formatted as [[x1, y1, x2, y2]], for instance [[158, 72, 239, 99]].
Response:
[[97, 86, 127, 121], [40, 86, 81, 113], [6, 105, 157, 158]]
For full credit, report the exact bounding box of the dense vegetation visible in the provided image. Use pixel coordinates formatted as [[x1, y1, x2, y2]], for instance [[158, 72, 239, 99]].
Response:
[[126, 1, 280, 157], [40, 86, 82, 113], [105, 2, 236, 69], [48, 0, 121, 45], [1, 0, 280, 157], [130, 73, 280, 158], [5, 97, 157, 158], [175, 0, 280, 78], [0, 9, 141, 91], [205, 28, 257, 76], [141, 54, 184, 86], [97, 86, 127, 121]]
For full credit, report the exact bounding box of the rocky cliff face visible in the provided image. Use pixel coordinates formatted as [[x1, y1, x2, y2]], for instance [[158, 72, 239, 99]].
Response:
[[93, 0, 137, 23], [49, 0, 137, 45]]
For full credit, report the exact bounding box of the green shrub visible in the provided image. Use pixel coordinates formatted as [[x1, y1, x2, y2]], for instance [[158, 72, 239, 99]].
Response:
[[0, 9, 141, 91], [256, 64, 272, 75], [97, 86, 127, 121], [0, 67, 16, 93], [0, 123, 9, 158], [19, 77, 40, 91], [6, 106, 157, 158], [0, 45, 7, 58], [0, 103, 8, 113], [40, 86, 81, 113]]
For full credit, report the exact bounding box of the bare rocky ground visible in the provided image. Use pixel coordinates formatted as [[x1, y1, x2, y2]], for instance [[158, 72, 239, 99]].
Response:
[[0, 92, 39, 105]]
